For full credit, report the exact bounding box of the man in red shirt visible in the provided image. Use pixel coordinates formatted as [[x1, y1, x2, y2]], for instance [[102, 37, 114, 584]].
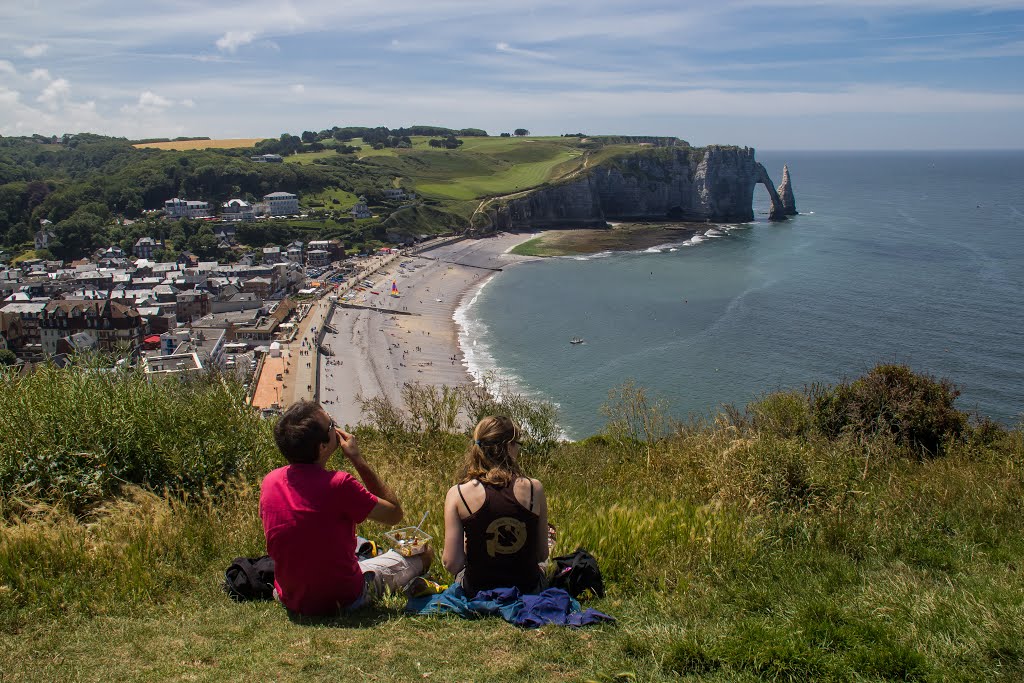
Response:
[[260, 401, 432, 616]]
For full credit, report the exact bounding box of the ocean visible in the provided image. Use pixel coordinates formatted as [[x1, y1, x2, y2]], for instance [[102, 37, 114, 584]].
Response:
[[458, 151, 1024, 439]]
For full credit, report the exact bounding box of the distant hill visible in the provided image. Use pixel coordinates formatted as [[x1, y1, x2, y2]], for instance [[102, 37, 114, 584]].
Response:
[[0, 131, 688, 259]]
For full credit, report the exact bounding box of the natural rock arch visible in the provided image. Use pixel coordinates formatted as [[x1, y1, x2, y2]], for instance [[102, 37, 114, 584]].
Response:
[[755, 163, 787, 221]]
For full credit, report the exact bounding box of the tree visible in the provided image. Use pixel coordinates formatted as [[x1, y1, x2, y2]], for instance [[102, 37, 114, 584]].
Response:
[[301, 131, 316, 144], [0, 349, 17, 366], [514, 128, 530, 137], [500, 132, 512, 138]]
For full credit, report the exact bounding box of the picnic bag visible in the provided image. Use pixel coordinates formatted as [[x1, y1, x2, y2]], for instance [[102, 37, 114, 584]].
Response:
[[223, 555, 275, 601], [549, 548, 605, 599]]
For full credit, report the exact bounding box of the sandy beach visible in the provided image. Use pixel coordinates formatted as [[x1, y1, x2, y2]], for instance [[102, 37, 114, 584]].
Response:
[[319, 233, 539, 428]]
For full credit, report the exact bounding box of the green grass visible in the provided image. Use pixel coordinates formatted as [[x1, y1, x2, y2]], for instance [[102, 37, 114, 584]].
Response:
[[303, 187, 359, 209], [415, 151, 582, 200], [3, 365, 1022, 680], [509, 235, 563, 257]]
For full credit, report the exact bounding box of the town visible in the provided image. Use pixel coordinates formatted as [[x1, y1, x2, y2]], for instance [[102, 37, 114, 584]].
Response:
[[0, 187, 444, 414]]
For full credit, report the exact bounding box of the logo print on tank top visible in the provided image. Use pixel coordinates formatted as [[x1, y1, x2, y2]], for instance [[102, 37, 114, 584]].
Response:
[[484, 516, 527, 557]]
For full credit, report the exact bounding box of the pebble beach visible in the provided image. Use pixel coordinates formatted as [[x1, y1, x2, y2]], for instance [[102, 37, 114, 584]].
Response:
[[319, 233, 538, 428]]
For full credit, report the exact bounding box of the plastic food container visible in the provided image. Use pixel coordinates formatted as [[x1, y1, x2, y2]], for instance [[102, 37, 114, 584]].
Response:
[[384, 527, 432, 557]]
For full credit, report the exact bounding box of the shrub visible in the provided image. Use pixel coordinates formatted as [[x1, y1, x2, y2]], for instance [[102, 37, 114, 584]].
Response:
[[750, 390, 811, 438], [811, 364, 966, 456]]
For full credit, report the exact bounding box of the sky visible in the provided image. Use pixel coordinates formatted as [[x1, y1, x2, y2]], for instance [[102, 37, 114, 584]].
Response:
[[1, 1, 1023, 149]]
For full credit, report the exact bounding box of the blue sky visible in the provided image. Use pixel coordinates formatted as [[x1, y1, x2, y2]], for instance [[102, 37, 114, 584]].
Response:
[[1, 1, 1023, 149]]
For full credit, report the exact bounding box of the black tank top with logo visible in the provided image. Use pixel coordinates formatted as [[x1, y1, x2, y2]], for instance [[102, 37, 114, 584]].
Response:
[[458, 480, 542, 598]]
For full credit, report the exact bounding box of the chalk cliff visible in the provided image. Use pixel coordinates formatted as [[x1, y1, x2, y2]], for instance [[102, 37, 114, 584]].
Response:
[[486, 146, 792, 230], [777, 164, 797, 216]]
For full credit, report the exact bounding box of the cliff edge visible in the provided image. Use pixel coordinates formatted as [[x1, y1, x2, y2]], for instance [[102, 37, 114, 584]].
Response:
[[485, 146, 792, 230]]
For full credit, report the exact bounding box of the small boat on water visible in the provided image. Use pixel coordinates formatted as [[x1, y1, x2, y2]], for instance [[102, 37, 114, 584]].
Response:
[[570, 337, 584, 345]]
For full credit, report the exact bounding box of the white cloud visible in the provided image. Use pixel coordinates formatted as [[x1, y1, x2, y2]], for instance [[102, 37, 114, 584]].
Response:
[[121, 90, 173, 115], [216, 30, 256, 52], [29, 68, 51, 81], [0, 60, 15, 75], [37, 78, 70, 110], [21, 43, 48, 58], [0, 87, 21, 106], [495, 42, 553, 60], [181, 98, 196, 108], [290, 84, 305, 94]]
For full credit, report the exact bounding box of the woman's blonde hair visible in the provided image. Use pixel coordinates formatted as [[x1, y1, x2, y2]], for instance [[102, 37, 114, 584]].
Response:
[[458, 415, 523, 487]]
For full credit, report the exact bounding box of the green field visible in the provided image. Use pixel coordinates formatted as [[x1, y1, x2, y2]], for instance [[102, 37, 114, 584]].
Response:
[[414, 151, 582, 200], [287, 136, 591, 201]]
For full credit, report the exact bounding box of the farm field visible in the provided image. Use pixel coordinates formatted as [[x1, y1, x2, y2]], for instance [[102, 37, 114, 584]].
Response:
[[133, 138, 264, 150]]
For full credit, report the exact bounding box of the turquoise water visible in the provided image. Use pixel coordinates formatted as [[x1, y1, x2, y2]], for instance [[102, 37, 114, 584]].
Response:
[[461, 151, 1024, 438]]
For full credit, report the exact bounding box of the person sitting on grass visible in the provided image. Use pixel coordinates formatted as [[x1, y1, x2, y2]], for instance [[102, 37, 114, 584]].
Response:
[[260, 400, 433, 617], [442, 416, 548, 597]]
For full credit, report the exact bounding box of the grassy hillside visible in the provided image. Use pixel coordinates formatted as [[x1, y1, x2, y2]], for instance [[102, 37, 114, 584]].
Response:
[[1, 363, 1022, 681], [291, 136, 598, 202]]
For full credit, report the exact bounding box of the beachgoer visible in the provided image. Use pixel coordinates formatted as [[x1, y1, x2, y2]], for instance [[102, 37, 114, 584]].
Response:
[[442, 416, 548, 598], [260, 401, 432, 616]]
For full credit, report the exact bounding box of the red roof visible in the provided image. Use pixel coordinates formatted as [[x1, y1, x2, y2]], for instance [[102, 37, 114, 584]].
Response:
[[144, 335, 161, 344]]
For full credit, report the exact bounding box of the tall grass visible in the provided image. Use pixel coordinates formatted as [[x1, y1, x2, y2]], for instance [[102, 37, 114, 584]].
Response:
[[0, 360, 278, 516], [1, 362, 1023, 680]]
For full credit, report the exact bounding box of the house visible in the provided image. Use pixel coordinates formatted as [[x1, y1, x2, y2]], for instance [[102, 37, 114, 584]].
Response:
[[56, 330, 98, 355], [350, 196, 371, 219], [164, 198, 211, 219], [0, 301, 47, 351], [242, 276, 271, 299], [262, 245, 282, 264], [383, 188, 415, 201], [134, 237, 165, 259], [0, 311, 25, 352], [40, 299, 146, 355], [250, 154, 283, 163], [34, 220, 55, 250], [307, 239, 344, 261], [96, 245, 125, 261], [221, 199, 255, 222], [263, 192, 299, 216], [176, 290, 210, 322]]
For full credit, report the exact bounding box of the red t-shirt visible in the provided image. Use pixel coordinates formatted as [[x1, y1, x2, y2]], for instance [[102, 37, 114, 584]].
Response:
[[259, 463, 378, 615]]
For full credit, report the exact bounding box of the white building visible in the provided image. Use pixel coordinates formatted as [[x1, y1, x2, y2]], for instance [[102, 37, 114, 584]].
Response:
[[263, 192, 299, 216], [143, 352, 203, 375], [164, 198, 211, 219], [221, 198, 255, 221]]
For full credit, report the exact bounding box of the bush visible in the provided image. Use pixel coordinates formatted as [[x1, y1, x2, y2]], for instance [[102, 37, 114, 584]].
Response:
[[811, 364, 966, 457], [750, 390, 811, 438]]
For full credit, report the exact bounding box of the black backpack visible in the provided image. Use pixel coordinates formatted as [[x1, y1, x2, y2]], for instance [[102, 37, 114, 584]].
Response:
[[223, 555, 275, 601], [549, 548, 605, 599]]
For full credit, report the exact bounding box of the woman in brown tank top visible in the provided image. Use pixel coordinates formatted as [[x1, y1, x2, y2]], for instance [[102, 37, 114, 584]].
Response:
[[442, 416, 549, 597]]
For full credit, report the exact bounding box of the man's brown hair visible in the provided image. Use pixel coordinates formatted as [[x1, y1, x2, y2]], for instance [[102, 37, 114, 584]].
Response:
[[274, 400, 330, 464]]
